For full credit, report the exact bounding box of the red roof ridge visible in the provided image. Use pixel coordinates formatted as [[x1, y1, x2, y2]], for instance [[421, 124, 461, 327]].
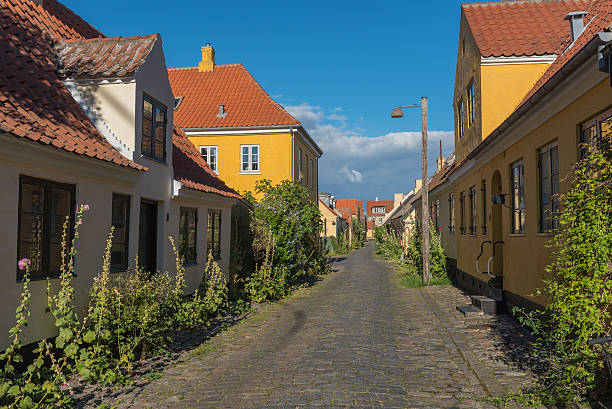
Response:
[[168, 63, 244, 71], [60, 33, 160, 44]]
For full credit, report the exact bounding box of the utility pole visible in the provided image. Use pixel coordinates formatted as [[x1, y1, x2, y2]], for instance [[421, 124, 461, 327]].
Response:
[[421, 97, 430, 285], [390, 97, 430, 285]]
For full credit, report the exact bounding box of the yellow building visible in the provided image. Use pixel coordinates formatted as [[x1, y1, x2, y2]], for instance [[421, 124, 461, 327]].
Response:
[[419, 0, 612, 311], [168, 45, 323, 200]]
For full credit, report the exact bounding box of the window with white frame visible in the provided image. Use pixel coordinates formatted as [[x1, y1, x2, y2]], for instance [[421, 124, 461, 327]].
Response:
[[199, 146, 218, 172], [458, 99, 465, 139], [467, 80, 475, 126], [511, 159, 525, 234], [579, 109, 611, 159], [241, 145, 259, 172], [372, 206, 386, 214]]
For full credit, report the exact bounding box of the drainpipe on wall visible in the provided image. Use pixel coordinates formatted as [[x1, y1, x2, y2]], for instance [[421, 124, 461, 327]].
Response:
[[290, 126, 294, 180]]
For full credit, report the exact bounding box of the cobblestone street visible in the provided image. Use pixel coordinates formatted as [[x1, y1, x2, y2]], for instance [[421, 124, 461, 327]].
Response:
[[96, 243, 537, 408]]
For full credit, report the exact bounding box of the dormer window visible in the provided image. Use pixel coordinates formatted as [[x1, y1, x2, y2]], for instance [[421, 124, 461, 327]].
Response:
[[217, 104, 227, 118], [174, 96, 184, 110], [142, 94, 167, 162]]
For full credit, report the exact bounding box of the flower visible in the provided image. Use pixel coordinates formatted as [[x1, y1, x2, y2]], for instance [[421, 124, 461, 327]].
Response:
[[82, 204, 90, 211], [18, 258, 31, 271]]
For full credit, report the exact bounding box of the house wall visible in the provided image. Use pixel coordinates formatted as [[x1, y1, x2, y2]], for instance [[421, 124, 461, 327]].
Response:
[[0, 136, 235, 349], [293, 131, 319, 201], [319, 202, 338, 238], [187, 132, 292, 198], [480, 63, 550, 139], [454, 14, 483, 163], [450, 76, 612, 309]]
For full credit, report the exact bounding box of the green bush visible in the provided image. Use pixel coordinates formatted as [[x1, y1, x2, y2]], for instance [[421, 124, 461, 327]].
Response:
[[330, 234, 350, 255], [512, 139, 612, 404], [404, 220, 447, 279], [374, 226, 403, 262]]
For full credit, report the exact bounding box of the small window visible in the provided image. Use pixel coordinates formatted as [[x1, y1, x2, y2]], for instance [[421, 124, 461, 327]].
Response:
[[539, 141, 559, 232], [448, 193, 455, 233], [309, 159, 314, 188], [579, 110, 611, 159], [179, 207, 197, 264], [458, 99, 465, 139], [173, 96, 183, 110], [111, 194, 130, 271], [18, 176, 75, 279], [511, 160, 526, 234], [467, 80, 475, 126], [462, 38, 465, 56], [469, 186, 477, 235], [459, 191, 466, 235], [298, 148, 303, 180], [241, 145, 259, 173], [431, 200, 439, 232], [481, 180, 487, 235], [199, 146, 218, 172], [141, 94, 167, 162], [207, 210, 221, 260]]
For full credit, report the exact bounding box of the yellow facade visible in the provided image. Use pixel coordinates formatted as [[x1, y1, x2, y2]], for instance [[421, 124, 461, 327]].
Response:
[[443, 78, 612, 309], [187, 130, 319, 200], [480, 63, 550, 138]]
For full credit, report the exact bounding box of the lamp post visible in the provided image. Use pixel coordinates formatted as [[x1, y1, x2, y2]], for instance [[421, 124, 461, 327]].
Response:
[[391, 97, 430, 285]]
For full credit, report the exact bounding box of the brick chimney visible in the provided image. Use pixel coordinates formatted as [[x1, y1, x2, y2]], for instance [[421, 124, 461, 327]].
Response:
[[198, 43, 215, 73]]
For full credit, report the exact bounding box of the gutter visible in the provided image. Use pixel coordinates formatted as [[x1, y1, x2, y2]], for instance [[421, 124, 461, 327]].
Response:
[[467, 32, 612, 161], [290, 126, 294, 181]]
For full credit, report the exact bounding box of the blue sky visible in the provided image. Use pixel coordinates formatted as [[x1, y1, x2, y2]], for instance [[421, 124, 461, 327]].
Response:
[[64, 0, 472, 203]]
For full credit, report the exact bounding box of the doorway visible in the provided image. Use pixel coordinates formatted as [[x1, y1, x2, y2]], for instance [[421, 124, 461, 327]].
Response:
[[138, 199, 157, 274], [491, 170, 504, 279]]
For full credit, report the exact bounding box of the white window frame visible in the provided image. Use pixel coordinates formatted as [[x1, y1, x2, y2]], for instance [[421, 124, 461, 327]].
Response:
[[199, 145, 218, 173], [240, 144, 260, 173]]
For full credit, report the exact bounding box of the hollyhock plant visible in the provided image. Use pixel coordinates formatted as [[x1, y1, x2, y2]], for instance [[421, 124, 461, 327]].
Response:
[[18, 258, 30, 271]]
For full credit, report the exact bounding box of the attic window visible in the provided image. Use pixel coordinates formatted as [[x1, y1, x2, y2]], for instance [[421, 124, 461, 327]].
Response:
[[217, 104, 227, 118], [174, 96, 184, 110]]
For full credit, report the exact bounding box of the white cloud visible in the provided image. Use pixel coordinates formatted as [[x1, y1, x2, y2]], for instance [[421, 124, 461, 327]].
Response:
[[285, 103, 454, 202], [338, 167, 363, 183]]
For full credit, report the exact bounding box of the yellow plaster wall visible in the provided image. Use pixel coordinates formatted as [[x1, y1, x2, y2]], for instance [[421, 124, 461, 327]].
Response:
[[187, 132, 292, 198], [480, 63, 550, 139], [292, 134, 319, 201], [451, 79, 612, 307], [319, 202, 338, 238]]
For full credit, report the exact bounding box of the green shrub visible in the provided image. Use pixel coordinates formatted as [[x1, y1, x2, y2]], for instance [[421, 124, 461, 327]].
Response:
[[374, 226, 403, 262], [511, 139, 612, 404], [404, 219, 447, 279]]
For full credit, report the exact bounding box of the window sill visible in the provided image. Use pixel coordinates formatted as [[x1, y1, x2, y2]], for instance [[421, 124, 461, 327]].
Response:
[[182, 262, 198, 267], [239, 171, 261, 175], [141, 154, 167, 165], [508, 233, 526, 237], [537, 232, 556, 237], [110, 268, 128, 274], [17, 273, 78, 283]]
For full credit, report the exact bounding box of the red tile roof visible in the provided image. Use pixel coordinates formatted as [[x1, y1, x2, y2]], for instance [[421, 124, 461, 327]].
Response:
[[56, 35, 158, 78], [168, 64, 300, 129], [0, 0, 145, 170], [519, 0, 611, 104], [366, 200, 394, 216], [172, 126, 241, 199], [463, 0, 592, 57], [335, 199, 363, 215]]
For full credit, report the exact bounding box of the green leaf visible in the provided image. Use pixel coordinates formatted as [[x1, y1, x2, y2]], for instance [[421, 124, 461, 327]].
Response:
[[19, 395, 34, 409], [83, 330, 96, 343]]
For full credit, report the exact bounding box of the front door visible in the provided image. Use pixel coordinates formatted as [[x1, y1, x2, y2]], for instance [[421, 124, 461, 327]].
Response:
[[138, 200, 157, 274], [491, 170, 504, 279]]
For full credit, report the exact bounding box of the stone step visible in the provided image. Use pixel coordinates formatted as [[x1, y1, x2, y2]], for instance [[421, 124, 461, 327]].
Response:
[[470, 295, 500, 315], [456, 305, 482, 317]]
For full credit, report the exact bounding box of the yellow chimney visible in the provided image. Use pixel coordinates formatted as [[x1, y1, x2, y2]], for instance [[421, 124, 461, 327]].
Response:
[[198, 43, 215, 72]]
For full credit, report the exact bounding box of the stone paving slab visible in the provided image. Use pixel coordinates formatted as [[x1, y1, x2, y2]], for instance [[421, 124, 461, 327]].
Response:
[[78, 242, 544, 408]]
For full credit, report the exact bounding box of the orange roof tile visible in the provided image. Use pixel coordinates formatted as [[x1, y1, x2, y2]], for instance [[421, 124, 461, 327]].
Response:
[[168, 64, 300, 129], [519, 0, 611, 104], [463, 0, 592, 57], [0, 0, 145, 170], [56, 35, 158, 78], [172, 126, 241, 199]]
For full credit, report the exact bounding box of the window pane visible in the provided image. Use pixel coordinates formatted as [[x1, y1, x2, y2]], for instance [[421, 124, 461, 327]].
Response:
[[21, 184, 44, 214], [142, 135, 152, 156], [550, 146, 559, 176], [242, 146, 249, 155], [49, 189, 71, 242], [251, 146, 258, 154], [252, 162, 258, 171], [143, 100, 153, 137], [48, 242, 62, 275], [200, 147, 208, 157], [18, 242, 43, 273]]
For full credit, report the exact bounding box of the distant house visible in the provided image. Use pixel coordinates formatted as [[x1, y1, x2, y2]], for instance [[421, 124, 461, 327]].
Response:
[[365, 200, 393, 239], [335, 198, 365, 242], [0, 0, 240, 348], [168, 45, 323, 200], [416, 0, 612, 311], [318, 197, 349, 249]]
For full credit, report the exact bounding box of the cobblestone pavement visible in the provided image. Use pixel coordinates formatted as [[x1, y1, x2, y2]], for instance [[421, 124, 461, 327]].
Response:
[[93, 242, 540, 408]]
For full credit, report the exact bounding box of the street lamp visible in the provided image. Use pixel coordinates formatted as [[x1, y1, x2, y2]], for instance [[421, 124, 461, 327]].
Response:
[[391, 97, 430, 285]]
